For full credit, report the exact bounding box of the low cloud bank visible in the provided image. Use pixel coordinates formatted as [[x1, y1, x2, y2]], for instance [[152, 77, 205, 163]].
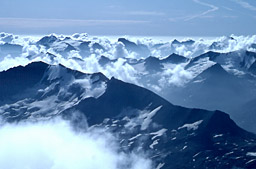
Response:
[[0, 119, 152, 169]]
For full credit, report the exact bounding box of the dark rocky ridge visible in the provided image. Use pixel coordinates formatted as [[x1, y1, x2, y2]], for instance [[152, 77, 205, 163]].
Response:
[[0, 62, 255, 168]]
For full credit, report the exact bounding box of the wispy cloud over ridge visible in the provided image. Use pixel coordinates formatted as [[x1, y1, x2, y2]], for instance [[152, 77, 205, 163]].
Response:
[[233, 0, 256, 11], [184, 0, 219, 21], [0, 18, 150, 28], [168, 0, 219, 22]]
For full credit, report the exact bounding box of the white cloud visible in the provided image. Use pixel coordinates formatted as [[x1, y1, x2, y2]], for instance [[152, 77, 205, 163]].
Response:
[[185, 0, 219, 21], [0, 55, 30, 72], [105, 58, 139, 83], [0, 119, 152, 169], [72, 33, 89, 40], [159, 65, 193, 87], [233, 0, 256, 11], [22, 45, 40, 56], [0, 32, 15, 43], [56, 51, 139, 84], [114, 42, 129, 59], [175, 45, 192, 57], [169, 0, 219, 22]]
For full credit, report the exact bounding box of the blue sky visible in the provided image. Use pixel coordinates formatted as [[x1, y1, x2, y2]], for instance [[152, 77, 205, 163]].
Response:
[[0, 0, 256, 36]]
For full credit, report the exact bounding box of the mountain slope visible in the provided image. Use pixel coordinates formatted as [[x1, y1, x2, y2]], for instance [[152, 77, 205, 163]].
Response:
[[0, 62, 256, 168], [67, 77, 256, 169], [167, 63, 251, 111], [0, 62, 108, 122]]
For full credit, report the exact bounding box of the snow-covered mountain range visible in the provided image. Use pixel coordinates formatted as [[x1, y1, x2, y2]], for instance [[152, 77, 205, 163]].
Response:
[[0, 61, 256, 169], [1, 33, 256, 168], [1, 33, 256, 132]]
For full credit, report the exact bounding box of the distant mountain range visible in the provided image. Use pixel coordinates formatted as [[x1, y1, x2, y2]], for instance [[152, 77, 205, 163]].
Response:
[[1, 33, 256, 134]]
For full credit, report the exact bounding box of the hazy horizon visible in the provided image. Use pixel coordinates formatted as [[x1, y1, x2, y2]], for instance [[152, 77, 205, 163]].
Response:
[[0, 0, 256, 36], [6, 33, 241, 44]]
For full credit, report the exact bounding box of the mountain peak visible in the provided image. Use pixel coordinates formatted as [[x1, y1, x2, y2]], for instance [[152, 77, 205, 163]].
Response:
[[203, 51, 221, 60], [144, 56, 163, 72], [171, 39, 195, 45], [186, 51, 221, 69], [161, 53, 188, 64], [195, 63, 232, 82], [192, 63, 231, 85], [37, 35, 58, 47], [118, 38, 137, 47], [0, 61, 49, 101], [172, 39, 180, 45], [203, 110, 246, 136], [203, 63, 228, 75]]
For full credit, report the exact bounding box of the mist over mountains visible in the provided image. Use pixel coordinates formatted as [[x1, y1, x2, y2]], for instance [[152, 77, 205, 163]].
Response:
[[1, 33, 256, 168]]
